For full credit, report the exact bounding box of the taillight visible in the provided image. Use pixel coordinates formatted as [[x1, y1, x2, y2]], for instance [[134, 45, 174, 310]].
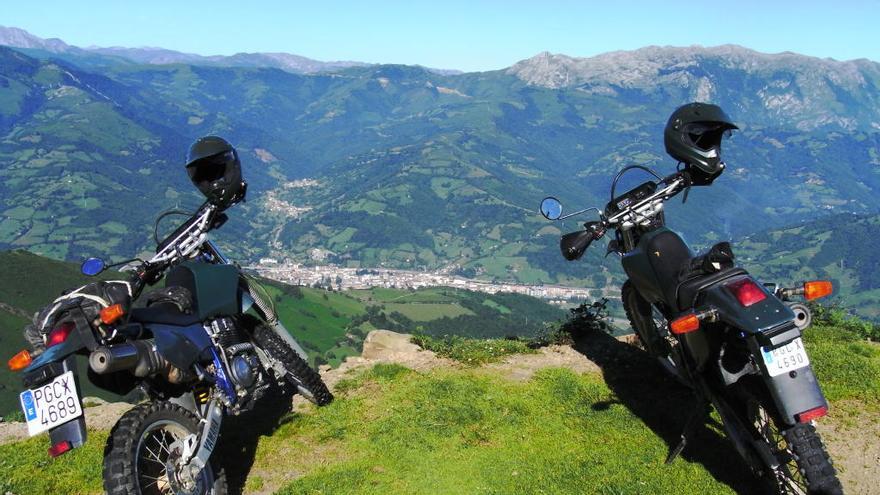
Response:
[[48, 440, 73, 458], [670, 313, 701, 335], [804, 280, 833, 301], [727, 278, 767, 307], [795, 405, 828, 423], [47, 321, 76, 348], [100, 303, 126, 325], [7, 349, 32, 371]]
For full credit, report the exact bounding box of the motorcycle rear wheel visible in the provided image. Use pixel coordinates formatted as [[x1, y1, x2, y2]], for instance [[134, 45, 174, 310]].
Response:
[[103, 401, 227, 495], [621, 281, 671, 358], [745, 394, 842, 495]]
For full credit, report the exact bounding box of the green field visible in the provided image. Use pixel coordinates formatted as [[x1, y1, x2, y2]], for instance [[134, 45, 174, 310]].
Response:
[[381, 302, 474, 321]]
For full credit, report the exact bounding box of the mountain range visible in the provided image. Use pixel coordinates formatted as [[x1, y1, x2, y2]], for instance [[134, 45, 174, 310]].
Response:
[[1, 26, 879, 317], [0, 25, 459, 75]]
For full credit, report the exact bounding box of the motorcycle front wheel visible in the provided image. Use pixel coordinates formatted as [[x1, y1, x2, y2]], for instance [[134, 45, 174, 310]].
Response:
[[103, 401, 227, 495], [251, 322, 334, 406]]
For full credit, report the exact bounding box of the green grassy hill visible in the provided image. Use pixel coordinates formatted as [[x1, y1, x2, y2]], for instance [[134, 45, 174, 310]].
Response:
[[737, 213, 880, 320], [1, 315, 876, 494]]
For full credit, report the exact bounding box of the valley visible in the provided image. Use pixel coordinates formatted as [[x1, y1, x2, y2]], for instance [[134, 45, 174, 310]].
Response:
[[1, 28, 879, 317]]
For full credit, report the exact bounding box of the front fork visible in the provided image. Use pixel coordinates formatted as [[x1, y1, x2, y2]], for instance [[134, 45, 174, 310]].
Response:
[[241, 287, 309, 361], [169, 398, 223, 491]]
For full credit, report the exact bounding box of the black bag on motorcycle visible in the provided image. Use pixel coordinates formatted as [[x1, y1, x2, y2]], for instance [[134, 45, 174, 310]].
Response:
[[23, 281, 132, 351]]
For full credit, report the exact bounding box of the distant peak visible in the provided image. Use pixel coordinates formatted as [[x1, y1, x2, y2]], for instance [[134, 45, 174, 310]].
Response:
[[508, 45, 877, 89], [0, 25, 70, 53]]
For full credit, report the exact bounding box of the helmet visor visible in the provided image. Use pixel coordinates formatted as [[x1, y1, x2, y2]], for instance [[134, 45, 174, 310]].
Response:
[[684, 122, 734, 151], [187, 150, 237, 185]]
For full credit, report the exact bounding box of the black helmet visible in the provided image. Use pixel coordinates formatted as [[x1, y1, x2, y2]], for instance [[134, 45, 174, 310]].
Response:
[[185, 136, 247, 210], [664, 103, 738, 185]]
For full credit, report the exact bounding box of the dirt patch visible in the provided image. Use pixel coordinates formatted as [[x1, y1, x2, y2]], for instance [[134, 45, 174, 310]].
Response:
[[293, 330, 457, 410], [817, 405, 880, 495], [484, 344, 600, 381]]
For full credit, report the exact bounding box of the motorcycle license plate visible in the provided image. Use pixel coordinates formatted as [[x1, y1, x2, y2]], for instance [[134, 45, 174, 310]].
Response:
[[761, 337, 810, 377], [19, 371, 83, 436]]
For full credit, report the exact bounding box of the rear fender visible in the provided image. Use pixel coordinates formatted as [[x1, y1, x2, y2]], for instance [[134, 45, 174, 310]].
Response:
[[698, 279, 828, 425], [699, 277, 795, 335], [24, 308, 97, 373], [22, 356, 88, 449], [746, 333, 828, 426], [24, 329, 88, 373]]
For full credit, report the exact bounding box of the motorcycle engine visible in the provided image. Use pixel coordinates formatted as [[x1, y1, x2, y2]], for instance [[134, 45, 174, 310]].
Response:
[[229, 351, 260, 389], [206, 318, 267, 409]]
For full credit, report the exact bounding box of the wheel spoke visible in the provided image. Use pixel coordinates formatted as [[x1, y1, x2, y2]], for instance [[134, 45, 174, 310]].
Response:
[[746, 398, 811, 494], [143, 443, 164, 463], [156, 429, 175, 456]]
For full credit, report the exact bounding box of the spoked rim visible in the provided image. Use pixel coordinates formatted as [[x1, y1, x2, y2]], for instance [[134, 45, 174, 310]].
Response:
[[748, 400, 808, 494], [135, 419, 214, 495], [650, 305, 667, 333]]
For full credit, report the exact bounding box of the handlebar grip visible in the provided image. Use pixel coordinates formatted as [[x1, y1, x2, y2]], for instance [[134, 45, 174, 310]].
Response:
[[561, 230, 594, 261]]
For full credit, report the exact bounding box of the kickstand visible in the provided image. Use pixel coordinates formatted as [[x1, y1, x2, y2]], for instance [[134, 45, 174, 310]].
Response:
[[665, 398, 710, 465]]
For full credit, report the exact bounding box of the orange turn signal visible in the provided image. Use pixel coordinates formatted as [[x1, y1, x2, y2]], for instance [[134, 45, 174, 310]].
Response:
[[8, 349, 32, 372], [670, 313, 701, 335], [100, 304, 126, 325], [804, 281, 833, 301]]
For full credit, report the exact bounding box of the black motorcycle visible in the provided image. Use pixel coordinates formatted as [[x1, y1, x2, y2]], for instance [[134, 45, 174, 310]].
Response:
[[8, 149, 332, 494], [540, 166, 842, 492]]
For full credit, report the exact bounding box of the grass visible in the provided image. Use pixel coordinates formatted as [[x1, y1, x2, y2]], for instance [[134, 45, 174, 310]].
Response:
[[0, 431, 107, 495], [1, 322, 877, 495], [351, 287, 459, 304], [803, 324, 880, 408], [410, 334, 535, 364], [0, 250, 117, 314], [262, 367, 732, 495], [382, 302, 474, 321], [0, 251, 124, 416]]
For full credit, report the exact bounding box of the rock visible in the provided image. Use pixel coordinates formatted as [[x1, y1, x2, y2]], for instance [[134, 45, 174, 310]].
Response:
[[361, 330, 422, 360], [82, 396, 109, 407]]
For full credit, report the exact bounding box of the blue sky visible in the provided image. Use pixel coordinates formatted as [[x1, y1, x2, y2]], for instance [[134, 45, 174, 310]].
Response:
[[5, 0, 879, 72]]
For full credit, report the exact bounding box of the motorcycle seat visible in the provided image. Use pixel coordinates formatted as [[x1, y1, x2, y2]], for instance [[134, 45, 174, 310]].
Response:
[[130, 305, 202, 327], [676, 267, 747, 311], [678, 242, 735, 281]]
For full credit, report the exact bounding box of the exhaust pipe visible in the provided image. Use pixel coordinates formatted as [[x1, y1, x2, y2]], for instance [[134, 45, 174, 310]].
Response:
[[89, 343, 140, 374], [788, 302, 812, 330], [89, 340, 171, 378]]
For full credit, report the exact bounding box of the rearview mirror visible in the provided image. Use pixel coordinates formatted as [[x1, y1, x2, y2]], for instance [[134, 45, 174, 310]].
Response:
[[540, 197, 563, 220], [81, 257, 106, 276]]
